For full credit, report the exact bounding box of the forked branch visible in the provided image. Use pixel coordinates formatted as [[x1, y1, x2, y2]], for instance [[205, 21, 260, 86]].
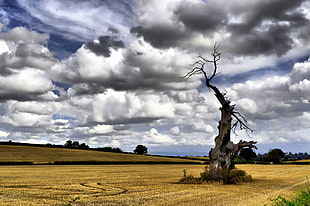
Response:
[[183, 43, 221, 86], [232, 111, 255, 134]]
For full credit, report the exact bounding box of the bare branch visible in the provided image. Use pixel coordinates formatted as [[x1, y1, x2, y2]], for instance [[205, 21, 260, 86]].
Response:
[[197, 54, 214, 63], [232, 111, 255, 133], [184, 44, 223, 87], [182, 67, 204, 79]]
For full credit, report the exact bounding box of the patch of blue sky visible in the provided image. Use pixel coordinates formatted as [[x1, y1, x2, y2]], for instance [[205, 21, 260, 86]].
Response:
[[48, 33, 84, 59], [52, 114, 78, 124], [52, 81, 72, 91]]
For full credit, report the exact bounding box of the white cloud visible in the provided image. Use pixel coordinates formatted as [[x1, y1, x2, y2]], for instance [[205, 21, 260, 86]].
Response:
[[0, 40, 10, 54], [11, 101, 54, 115], [51, 37, 198, 93], [0, 27, 57, 101], [170, 126, 181, 135], [0, 27, 49, 43], [48, 119, 71, 133], [289, 57, 310, 84], [237, 98, 257, 114], [190, 121, 214, 133], [88, 125, 115, 135], [0, 130, 9, 137], [0, 100, 60, 128], [87, 89, 175, 124], [145, 128, 176, 145]]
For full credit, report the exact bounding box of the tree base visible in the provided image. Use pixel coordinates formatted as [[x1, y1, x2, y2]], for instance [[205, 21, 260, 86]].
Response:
[[179, 166, 252, 184]]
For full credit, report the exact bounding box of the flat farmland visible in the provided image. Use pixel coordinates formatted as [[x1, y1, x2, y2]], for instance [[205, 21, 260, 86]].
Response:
[[0, 145, 201, 164], [0, 164, 309, 205]]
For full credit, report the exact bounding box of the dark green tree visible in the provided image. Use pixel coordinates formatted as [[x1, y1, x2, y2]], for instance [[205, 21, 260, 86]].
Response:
[[267, 148, 285, 163], [79, 143, 89, 150], [134, 145, 148, 155], [72, 141, 80, 148], [239, 148, 257, 161], [64, 140, 73, 148]]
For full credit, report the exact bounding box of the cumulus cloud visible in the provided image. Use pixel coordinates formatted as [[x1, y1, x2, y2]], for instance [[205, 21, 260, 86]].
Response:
[[77, 89, 175, 125], [228, 58, 310, 122], [88, 124, 115, 135], [0, 27, 58, 101], [237, 98, 257, 114], [170, 126, 181, 135], [0, 100, 58, 128], [51, 36, 199, 94], [0, 130, 9, 138], [0, 27, 49, 43], [0, 27, 53, 76], [145, 128, 176, 145]]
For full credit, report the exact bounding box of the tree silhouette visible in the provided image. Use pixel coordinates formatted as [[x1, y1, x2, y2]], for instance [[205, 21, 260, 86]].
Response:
[[134, 145, 148, 155], [184, 44, 257, 179], [267, 148, 285, 163], [64, 140, 73, 148], [72, 141, 80, 148], [239, 148, 257, 161]]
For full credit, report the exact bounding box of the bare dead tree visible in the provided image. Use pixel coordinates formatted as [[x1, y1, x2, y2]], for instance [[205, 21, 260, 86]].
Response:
[[184, 44, 257, 177]]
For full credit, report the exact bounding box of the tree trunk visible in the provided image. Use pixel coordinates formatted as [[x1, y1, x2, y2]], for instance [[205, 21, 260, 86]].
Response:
[[208, 92, 237, 177], [209, 105, 235, 176]]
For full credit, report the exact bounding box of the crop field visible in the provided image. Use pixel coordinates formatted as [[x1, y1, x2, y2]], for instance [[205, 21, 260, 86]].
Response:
[[0, 145, 201, 164], [0, 164, 309, 206]]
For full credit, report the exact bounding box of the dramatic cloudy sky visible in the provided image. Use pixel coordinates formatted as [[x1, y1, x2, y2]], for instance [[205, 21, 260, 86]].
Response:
[[0, 0, 309, 155]]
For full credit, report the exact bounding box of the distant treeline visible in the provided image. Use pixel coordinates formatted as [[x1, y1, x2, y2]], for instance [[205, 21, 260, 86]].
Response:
[[0, 140, 124, 153]]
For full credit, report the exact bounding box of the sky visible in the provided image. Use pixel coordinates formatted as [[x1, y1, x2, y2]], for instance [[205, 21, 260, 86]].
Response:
[[0, 0, 309, 155]]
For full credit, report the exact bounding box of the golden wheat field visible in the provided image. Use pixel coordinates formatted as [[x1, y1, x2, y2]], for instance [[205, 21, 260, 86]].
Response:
[[0, 145, 201, 164], [0, 164, 309, 206]]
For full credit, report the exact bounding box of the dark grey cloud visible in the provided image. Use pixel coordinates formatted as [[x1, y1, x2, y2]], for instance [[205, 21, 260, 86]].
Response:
[[174, 1, 227, 32], [226, 24, 294, 57], [85, 36, 124, 57], [228, 0, 307, 33], [225, 0, 309, 56], [133, 0, 309, 57], [0, 55, 14, 76], [131, 25, 188, 48], [0, 92, 49, 102]]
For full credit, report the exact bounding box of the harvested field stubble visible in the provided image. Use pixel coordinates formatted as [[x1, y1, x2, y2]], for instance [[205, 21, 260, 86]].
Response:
[[0, 164, 309, 205]]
